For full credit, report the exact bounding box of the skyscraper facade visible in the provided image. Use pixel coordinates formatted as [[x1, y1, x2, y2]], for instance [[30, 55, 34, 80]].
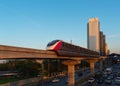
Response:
[[100, 31, 103, 55], [100, 31, 106, 55], [105, 43, 109, 55], [87, 18, 100, 52]]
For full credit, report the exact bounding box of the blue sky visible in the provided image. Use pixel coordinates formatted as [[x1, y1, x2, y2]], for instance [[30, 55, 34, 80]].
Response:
[[0, 0, 120, 53]]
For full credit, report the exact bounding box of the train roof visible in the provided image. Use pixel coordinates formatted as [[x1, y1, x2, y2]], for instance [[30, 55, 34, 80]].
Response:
[[47, 40, 61, 47]]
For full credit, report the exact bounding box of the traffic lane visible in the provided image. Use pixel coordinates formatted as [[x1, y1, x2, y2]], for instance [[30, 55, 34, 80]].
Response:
[[95, 79, 118, 86], [75, 69, 91, 81], [82, 80, 116, 86], [82, 64, 120, 86], [37, 68, 90, 86], [37, 76, 68, 86]]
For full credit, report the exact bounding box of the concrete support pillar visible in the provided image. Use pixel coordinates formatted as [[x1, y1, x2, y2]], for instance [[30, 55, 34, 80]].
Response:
[[89, 62, 95, 75], [63, 60, 80, 86], [68, 65, 74, 86], [86, 59, 98, 75]]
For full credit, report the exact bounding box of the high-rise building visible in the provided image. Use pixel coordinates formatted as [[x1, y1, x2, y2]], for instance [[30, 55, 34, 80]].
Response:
[[100, 31, 103, 55], [105, 43, 109, 55], [100, 31, 106, 55], [87, 18, 100, 52], [103, 34, 106, 55]]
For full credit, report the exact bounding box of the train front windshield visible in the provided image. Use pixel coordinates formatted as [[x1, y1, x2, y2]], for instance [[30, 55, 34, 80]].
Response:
[[47, 40, 60, 47]]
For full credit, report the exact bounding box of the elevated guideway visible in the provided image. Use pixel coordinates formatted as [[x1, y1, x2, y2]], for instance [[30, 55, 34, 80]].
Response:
[[0, 45, 107, 86], [0, 45, 99, 60]]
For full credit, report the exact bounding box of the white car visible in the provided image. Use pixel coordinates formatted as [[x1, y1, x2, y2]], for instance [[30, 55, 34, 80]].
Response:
[[88, 77, 95, 83], [115, 77, 120, 84], [51, 78, 60, 83]]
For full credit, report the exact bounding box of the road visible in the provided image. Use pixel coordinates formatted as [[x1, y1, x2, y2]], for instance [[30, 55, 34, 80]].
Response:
[[82, 63, 120, 86], [37, 66, 100, 86], [37, 76, 68, 86], [37, 68, 90, 86]]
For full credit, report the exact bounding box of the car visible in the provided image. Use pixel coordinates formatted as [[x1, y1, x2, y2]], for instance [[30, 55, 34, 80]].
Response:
[[88, 77, 95, 83], [117, 72, 120, 76], [105, 77, 112, 84], [51, 78, 60, 83], [105, 68, 112, 74], [114, 77, 120, 85], [96, 78, 104, 84], [95, 71, 102, 79], [103, 72, 108, 78], [108, 74, 114, 79]]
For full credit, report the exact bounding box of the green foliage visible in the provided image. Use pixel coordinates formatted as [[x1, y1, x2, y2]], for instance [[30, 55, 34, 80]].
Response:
[[0, 59, 41, 77], [0, 63, 9, 70], [15, 60, 40, 77], [43, 59, 67, 75]]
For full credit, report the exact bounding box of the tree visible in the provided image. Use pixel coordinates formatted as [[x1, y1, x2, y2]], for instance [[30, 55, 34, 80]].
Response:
[[15, 59, 40, 77]]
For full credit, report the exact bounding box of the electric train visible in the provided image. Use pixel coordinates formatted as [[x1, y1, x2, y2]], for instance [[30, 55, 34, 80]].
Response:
[[46, 40, 99, 57]]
